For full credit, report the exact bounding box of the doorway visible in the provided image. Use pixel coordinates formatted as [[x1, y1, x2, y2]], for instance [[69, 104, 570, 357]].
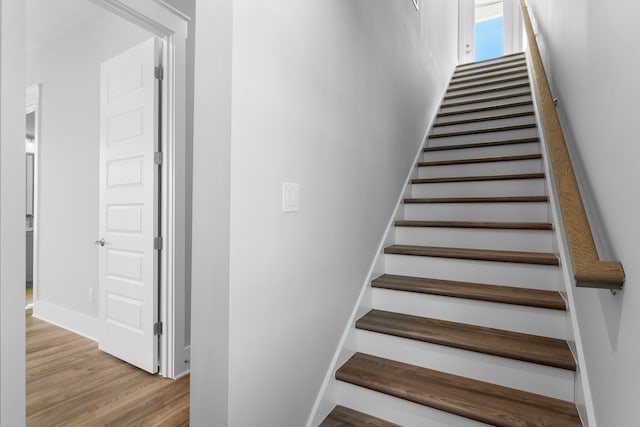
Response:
[[25, 0, 190, 379], [458, 0, 523, 64]]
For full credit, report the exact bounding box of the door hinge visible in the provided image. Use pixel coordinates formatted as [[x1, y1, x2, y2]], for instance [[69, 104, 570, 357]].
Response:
[[153, 322, 163, 336], [154, 236, 163, 250], [155, 65, 164, 81], [154, 151, 163, 165]]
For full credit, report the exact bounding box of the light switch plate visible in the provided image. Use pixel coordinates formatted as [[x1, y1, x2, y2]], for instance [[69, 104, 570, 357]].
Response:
[[282, 182, 299, 213]]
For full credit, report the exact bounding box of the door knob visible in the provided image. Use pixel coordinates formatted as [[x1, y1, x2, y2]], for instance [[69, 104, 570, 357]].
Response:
[[94, 238, 105, 247]]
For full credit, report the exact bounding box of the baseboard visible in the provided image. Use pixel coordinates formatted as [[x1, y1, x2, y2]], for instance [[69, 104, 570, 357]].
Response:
[[32, 300, 99, 342], [173, 345, 191, 380], [305, 75, 454, 427]]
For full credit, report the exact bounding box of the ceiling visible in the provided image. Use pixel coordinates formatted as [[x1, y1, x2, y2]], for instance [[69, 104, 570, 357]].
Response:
[[26, 0, 103, 55]]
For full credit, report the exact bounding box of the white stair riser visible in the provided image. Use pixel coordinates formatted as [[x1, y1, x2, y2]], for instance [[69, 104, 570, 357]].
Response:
[[435, 104, 534, 125], [371, 287, 566, 338], [432, 115, 536, 135], [451, 66, 528, 84], [336, 381, 487, 427], [450, 72, 529, 88], [423, 142, 540, 162], [384, 254, 562, 290], [443, 86, 531, 105], [418, 159, 543, 178], [446, 79, 530, 98], [456, 60, 526, 75], [440, 94, 533, 114], [356, 331, 574, 401], [428, 128, 538, 147], [403, 202, 549, 222], [410, 179, 546, 198], [394, 227, 553, 252]]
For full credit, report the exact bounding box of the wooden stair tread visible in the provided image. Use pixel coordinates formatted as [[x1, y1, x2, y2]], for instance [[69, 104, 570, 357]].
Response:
[[441, 91, 531, 108], [372, 274, 566, 310], [320, 405, 399, 427], [336, 353, 582, 427], [418, 153, 541, 167], [453, 62, 528, 80], [437, 100, 534, 117], [384, 244, 559, 266], [412, 172, 544, 184], [357, 310, 575, 369], [404, 195, 548, 203], [444, 82, 530, 101], [450, 68, 528, 85], [430, 123, 537, 138], [448, 75, 529, 92], [433, 111, 535, 127], [394, 219, 552, 230], [424, 137, 539, 152], [456, 56, 526, 72]]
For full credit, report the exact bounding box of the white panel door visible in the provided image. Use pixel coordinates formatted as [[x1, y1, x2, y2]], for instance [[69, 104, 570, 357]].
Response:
[[98, 37, 161, 373], [459, 0, 476, 64]]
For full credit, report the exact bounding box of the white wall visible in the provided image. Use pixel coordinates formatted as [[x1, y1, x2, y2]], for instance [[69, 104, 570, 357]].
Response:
[[191, 0, 458, 425], [527, 1, 640, 425], [190, 0, 233, 424], [0, 0, 26, 424], [27, 10, 151, 328]]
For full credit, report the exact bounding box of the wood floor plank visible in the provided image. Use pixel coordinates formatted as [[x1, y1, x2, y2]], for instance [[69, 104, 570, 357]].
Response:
[[371, 274, 566, 310], [356, 310, 575, 370], [336, 353, 582, 427], [320, 405, 400, 427], [26, 311, 189, 426], [384, 244, 559, 265]]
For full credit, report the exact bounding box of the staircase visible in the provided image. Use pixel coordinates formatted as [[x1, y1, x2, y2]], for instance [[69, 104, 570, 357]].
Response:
[[319, 53, 583, 426]]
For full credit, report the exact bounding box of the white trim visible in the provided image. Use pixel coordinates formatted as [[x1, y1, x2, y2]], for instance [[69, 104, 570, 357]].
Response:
[[153, 0, 191, 22], [523, 49, 595, 427], [33, 300, 99, 342], [25, 85, 41, 308], [305, 78, 453, 427]]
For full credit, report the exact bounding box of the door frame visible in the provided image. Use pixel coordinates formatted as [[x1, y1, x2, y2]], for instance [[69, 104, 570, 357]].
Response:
[[458, 0, 523, 64], [26, 84, 40, 307], [89, 0, 190, 379]]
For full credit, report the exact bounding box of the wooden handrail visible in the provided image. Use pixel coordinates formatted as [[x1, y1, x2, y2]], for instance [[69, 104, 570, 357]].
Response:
[[519, 0, 625, 289]]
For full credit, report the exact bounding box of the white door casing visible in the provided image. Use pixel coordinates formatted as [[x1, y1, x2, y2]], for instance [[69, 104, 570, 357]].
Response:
[[459, 0, 523, 64], [98, 37, 161, 374]]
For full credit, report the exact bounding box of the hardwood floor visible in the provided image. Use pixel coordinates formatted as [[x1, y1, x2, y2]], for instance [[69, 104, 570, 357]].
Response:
[[26, 310, 189, 426]]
